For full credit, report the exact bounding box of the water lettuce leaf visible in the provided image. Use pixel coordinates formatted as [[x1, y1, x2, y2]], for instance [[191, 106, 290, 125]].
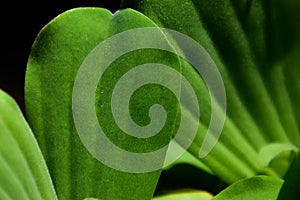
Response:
[[25, 7, 182, 200], [0, 90, 57, 200], [122, 0, 300, 183], [212, 175, 283, 200], [24, 0, 300, 199], [154, 190, 213, 200]]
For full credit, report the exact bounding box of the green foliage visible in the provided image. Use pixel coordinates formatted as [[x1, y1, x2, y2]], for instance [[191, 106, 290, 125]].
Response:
[[0, 0, 299, 199], [212, 176, 283, 200], [0, 90, 57, 200], [154, 190, 213, 200], [122, 0, 300, 183], [25, 8, 173, 200]]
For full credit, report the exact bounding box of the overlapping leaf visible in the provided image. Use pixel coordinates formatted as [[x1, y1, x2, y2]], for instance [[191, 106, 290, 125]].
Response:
[[0, 90, 57, 200], [23, 0, 300, 199], [25, 7, 183, 200], [122, 0, 300, 183]]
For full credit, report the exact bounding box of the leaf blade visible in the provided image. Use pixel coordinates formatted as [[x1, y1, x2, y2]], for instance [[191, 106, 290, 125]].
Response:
[[153, 190, 213, 200], [0, 89, 57, 200], [122, 0, 300, 183], [212, 176, 283, 200], [25, 7, 179, 200]]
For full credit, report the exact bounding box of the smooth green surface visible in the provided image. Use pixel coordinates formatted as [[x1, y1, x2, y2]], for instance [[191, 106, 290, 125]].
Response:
[[212, 176, 283, 200], [25, 7, 182, 200], [0, 90, 57, 200], [163, 150, 213, 174], [259, 143, 298, 167], [259, 143, 298, 177], [122, 0, 300, 183], [153, 190, 213, 200]]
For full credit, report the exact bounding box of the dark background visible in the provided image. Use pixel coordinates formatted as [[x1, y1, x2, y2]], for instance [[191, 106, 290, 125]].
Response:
[[1, 0, 121, 113]]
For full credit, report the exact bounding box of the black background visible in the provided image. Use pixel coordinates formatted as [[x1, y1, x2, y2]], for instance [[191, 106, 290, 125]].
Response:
[[1, 0, 121, 112]]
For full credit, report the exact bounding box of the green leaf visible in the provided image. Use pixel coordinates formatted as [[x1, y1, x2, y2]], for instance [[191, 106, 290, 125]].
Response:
[[84, 198, 99, 200], [278, 153, 300, 199], [25, 7, 182, 200], [212, 176, 283, 200], [0, 89, 57, 200], [163, 149, 213, 175], [259, 143, 298, 177], [259, 143, 298, 167], [122, 0, 300, 183], [153, 190, 213, 200]]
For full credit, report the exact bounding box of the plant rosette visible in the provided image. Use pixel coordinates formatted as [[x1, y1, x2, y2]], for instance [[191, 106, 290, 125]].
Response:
[[0, 0, 300, 199]]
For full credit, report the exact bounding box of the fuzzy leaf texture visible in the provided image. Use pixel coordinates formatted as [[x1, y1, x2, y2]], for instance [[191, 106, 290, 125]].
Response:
[[122, 0, 300, 183], [0, 90, 57, 200], [25, 7, 186, 200], [24, 0, 300, 199]]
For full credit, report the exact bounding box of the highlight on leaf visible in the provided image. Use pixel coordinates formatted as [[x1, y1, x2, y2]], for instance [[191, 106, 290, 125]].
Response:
[[0, 89, 57, 200]]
